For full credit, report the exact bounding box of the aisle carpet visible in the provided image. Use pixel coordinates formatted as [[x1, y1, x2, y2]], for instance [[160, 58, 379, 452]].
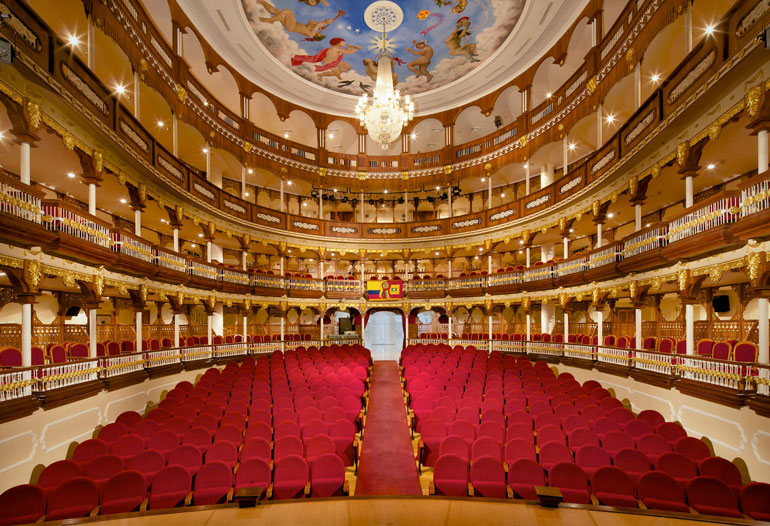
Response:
[[354, 361, 422, 496]]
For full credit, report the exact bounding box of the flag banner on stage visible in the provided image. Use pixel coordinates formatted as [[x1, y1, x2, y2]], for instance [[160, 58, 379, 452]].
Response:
[[366, 280, 403, 301]]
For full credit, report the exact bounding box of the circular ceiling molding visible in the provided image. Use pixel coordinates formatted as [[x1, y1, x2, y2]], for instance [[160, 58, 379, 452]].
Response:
[[179, 0, 589, 116], [363, 1, 403, 33]]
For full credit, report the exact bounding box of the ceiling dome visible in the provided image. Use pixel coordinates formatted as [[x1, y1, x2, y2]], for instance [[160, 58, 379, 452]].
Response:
[[180, 0, 588, 116]]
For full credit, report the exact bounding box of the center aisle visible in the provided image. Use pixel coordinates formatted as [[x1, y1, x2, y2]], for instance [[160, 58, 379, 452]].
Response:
[[354, 361, 422, 496]]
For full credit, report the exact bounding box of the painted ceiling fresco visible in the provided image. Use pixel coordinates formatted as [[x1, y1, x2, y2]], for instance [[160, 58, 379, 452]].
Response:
[[241, 0, 526, 97]]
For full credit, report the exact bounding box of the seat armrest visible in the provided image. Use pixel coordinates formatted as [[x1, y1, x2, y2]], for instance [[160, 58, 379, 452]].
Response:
[[227, 487, 234, 502], [503, 462, 508, 473], [343, 480, 350, 496], [467, 483, 474, 497], [184, 491, 193, 506], [590, 494, 599, 506], [429, 481, 435, 495], [89, 506, 99, 517], [140, 498, 149, 512], [506, 485, 513, 499], [266, 484, 273, 500], [234, 462, 240, 474], [304, 482, 311, 496]]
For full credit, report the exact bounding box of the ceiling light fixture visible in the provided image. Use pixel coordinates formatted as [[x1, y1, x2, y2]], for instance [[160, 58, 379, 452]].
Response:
[[0, 131, 4, 141], [605, 114, 615, 124], [355, 3, 414, 149], [705, 24, 715, 35], [247, 168, 253, 174], [546, 92, 552, 99], [198, 233, 203, 238], [67, 34, 80, 47], [120, 198, 127, 204], [481, 177, 486, 182], [160, 218, 166, 223], [157, 120, 164, 127], [202, 147, 209, 153], [435, 251, 439, 256], [115, 84, 126, 96], [707, 163, 715, 170], [244, 192, 250, 197], [501, 192, 506, 197], [67, 172, 75, 179], [384, 189, 388, 194], [568, 143, 576, 151], [328, 133, 335, 140], [410, 132, 416, 140], [651, 73, 660, 83], [569, 228, 574, 233], [607, 212, 614, 218], [287, 180, 293, 186], [191, 243, 197, 248]]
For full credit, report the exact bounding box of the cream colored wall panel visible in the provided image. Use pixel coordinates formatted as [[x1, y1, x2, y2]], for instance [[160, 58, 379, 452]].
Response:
[[677, 406, 746, 453], [0, 432, 37, 476], [40, 407, 101, 452], [751, 431, 770, 467]]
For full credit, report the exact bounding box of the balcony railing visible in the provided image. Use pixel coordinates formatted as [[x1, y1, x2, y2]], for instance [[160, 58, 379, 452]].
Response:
[[100, 352, 145, 378], [622, 224, 668, 258], [220, 267, 251, 286], [253, 273, 284, 289], [155, 246, 187, 274], [0, 171, 43, 224], [667, 194, 739, 243], [111, 229, 154, 263], [326, 278, 362, 293], [42, 200, 111, 249], [188, 260, 219, 281]]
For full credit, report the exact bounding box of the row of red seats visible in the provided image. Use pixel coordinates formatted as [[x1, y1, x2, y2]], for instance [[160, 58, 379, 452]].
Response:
[[0, 345, 372, 524], [401, 344, 769, 519]]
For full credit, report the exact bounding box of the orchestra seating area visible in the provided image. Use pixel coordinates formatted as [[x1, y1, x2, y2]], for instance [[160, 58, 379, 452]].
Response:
[[401, 343, 770, 519], [0, 345, 371, 524]]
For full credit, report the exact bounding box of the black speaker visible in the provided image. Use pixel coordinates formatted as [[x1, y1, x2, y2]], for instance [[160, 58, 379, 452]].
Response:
[[65, 306, 81, 317], [712, 295, 730, 313]]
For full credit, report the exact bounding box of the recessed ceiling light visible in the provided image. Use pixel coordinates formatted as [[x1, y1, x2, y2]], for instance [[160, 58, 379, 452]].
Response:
[[156, 120, 164, 127], [191, 243, 197, 248], [519, 240, 524, 245], [707, 163, 715, 170], [569, 228, 574, 233], [646, 223, 651, 227], [287, 180, 293, 186], [605, 114, 615, 124], [705, 24, 715, 35], [244, 192, 250, 196], [384, 189, 388, 194], [435, 252, 439, 256], [546, 92, 552, 99], [160, 218, 166, 223], [120, 198, 127, 204], [501, 193, 506, 197], [302, 202, 306, 206], [328, 133, 335, 139], [288, 249, 292, 253], [518, 250, 523, 254], [115, 84, 126, 95], [481, 177, 486, 182], [607, 213, 614, 218], [202, 147, 208, 153], [333, 188, 337, 192], [651, 73, 660, 83], [410, 132, 416, 140], [67, 172, 75, 178], [67, 35, 80, 46], [568, 143, 576, 151], [198, 233, 203, 238], [474, 256, 479, 260], [435, 186, 440, 190], [247, 168, 253, 174]]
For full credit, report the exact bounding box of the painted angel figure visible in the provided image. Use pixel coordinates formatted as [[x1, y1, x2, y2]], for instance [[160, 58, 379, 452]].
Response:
[[291, 38, 361, 80]]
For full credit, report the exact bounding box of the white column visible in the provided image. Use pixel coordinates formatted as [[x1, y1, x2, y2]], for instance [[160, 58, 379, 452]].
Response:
[[206, 241, 212, 263], [448, 260, 453, 279], [685, 1, 693, 53], [635, 204, 642, 231], [591, 18, 597, 47], [280, 317, 285, 342], [174, 314, 180, 348], [564, 312, 569, 342], [526, 314, 531, 341], [597, 310, 603, 345], [172, 113, 179, 156], [448, 188, 453, 217], [134, 209, 141, 236], [135, 311, 143, 353], [487, 177, 492, 208], [212, 304, 223, 338], [204, 145, 211, 179], [320, 313, 325, 342], [524, 163, 530, 195], [525, 247, 531, 268], [360, 192, 365, 222], [280, 256, 284, 276], [242, 315, 248, 343], [280, 180, 285, 212], [685, 303, 694, 354], [563, 136, 569, 175], [88, 184, 96, 216], [758, 297, 769, 364], [21, 302, 32, 367], [596, 103, 603, 146], [19, 142, 30, 185], [173, 228, 179, 252], [242, 251, 247, 271], [320, 260, 324, 280], [596, 223, 603, 248], [207, 314, 213, 343], [448, 315, 453, 340], [685, 176, 694, 208], [318, 189, 323, 219], [487, 254, 492, 274], [87, 15, 95, 70], [89, 308, 97, 357], [635, 308, 643, 350], [563, 237, 569, 258], [488, 315, 493, 341], [540, 165, 547, 189], [521, 88, 528, 112], [241, 166, 248, 199], [634, 62, 642, 109], [133, 70, 141, 119], [541, 243, 554, 263], [758, 130, 768, 173]]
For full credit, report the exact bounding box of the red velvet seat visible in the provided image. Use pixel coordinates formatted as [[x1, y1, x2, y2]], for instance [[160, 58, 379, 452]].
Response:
[[309, 453, 346, 497], [38, 460, 80, 496], [0, 484, 46, 525], [127, 449, 165, 488], [100, 471, 146, 515], [506, 459, 545, 500], [193, 461, 233, 505], [235, 458, 272, 493], [592, 466, 638, 508], [656, 422, 687, 444], [636, 409, 665, 427], [740, 482, 770, 521], [168, 445, 203, 477], [637, 471, 689, 513], [674, 436, 710, 461], [46, 477, 99, 520], [686, 476, 743, 518], [538, 442, 573, 473], [147, 465, 191, 510], [273, 455, 309, 500], [548, 462, 591, 504], [469, 456, 507, 499], [636, 433, 672, 462], [698, 456, 742, 496], [83, 454, 124, 494], [72, 439, 110, 466]]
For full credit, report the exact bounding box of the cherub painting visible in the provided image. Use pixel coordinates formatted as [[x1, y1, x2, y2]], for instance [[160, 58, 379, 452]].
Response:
[[256, 0, 341, 40], [445, 16, 478, 62], [291, 38, 361, 80], [405, 40, 434, 82]]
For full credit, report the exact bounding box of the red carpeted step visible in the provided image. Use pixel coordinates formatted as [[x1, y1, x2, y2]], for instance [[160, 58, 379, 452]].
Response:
[[355, 361, 422, 496]]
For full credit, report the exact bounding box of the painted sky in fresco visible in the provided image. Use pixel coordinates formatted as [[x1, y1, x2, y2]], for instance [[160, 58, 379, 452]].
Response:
[[241, 0, 525, 97]]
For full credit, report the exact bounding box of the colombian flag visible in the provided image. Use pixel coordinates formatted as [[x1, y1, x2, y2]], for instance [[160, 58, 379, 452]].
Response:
[[367, 280, 403, 301]]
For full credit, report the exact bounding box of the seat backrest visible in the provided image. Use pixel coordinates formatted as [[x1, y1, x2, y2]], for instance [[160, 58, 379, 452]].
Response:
[[507, 458, 545, 485], [102, 470, 146, 504], [274, 455, 309, 482], [686, 476, 739, 511], [152, 465, 192, 492], [574, 444, 611, 469], [637, 433, 672, 456], [613, 447, 652, 472], [310, 453, 345, 480], [740, 482, 770, 519], [38, 460, 80, 490], [195, 461, 233, 490], [656, 452, 697, 479], [0, 484, 46, 524], [712, 341, 731, 360], [673, 436, 710, 461], [236, 458, 271, 489], [72, 439, 109, 464], [47, 477, 98, 518], [638, 471, 685, 502], [469, 455, 505, 484], [83, 454, 124, 480], [549, 462, 589, 490], [591, 465, 634, 495], [698, 456, 742, 487], [471, 436, 501, 461]]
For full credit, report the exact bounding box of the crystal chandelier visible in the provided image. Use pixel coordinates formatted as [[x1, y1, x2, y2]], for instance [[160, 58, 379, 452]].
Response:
[[355, 1, 414, 150]]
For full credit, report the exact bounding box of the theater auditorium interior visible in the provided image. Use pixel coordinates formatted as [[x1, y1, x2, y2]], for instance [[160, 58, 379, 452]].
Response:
[[1, 0, 770, 524]]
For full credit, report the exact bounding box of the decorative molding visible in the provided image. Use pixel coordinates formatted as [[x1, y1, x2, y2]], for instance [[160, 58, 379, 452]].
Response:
[[291, 221, 319, 231], [118, 120, 149, 153], [60, 64, 108, 115], [668, 50, 716, 104]]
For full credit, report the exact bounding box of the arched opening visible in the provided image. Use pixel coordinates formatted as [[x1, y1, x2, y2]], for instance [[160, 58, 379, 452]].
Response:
[[365, 310, 404, 361]]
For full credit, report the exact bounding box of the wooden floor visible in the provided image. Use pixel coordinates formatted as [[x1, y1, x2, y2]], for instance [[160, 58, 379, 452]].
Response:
[[69, 497, 755, 526]]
